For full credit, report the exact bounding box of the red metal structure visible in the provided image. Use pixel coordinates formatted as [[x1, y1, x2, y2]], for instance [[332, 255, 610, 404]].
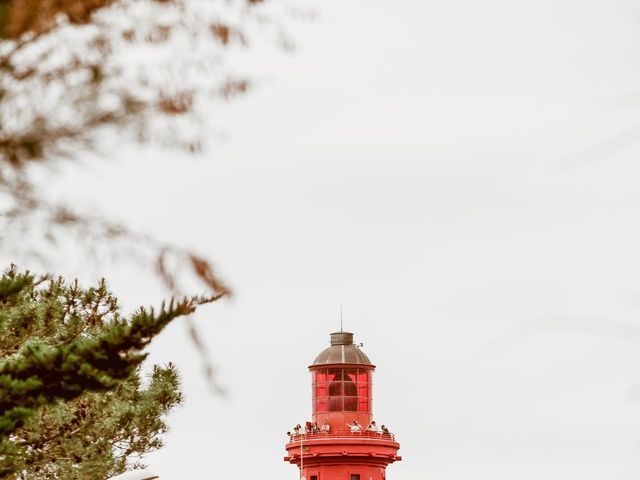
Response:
[[284, 332, 401, 480]]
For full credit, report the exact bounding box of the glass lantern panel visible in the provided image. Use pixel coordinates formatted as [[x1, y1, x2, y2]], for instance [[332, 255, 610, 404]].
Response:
[[357, 383, 368, 398], [344, 396, 357, 411], [328, 381, 343, 396], [315, 369, 327, 382], [343, 380, 357, 397], [315, 384, 327, 397], [357, 369, 369, 383], [316, 397, 327, 413], [328, 397, 342, 411], [358, 399, 368, 412], [344, 368, 357, 382]]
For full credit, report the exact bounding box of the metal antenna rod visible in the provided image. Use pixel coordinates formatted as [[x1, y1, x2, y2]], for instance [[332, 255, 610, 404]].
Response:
[[340, 304, 343, 332]]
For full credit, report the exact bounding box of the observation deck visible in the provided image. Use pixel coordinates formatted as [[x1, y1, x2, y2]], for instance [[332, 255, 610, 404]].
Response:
[[284, 430, 401, 467]]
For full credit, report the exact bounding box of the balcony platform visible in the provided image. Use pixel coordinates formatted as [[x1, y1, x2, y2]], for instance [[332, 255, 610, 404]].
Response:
[[284, 430, 401, 465]]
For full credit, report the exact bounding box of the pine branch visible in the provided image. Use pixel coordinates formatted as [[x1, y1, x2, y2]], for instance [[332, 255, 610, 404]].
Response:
[[0, 278, 219, 438]]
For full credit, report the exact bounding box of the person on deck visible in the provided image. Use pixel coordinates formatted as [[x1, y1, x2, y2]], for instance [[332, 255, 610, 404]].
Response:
[[348, 421, 362, 432], [321, 419, 330, 433]]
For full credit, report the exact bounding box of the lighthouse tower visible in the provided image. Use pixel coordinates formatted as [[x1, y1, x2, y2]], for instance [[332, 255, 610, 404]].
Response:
[[284, 331, 401, 480]]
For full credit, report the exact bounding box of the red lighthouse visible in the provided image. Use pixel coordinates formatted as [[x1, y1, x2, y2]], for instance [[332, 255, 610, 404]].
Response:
[[284, 331, 401, 480]]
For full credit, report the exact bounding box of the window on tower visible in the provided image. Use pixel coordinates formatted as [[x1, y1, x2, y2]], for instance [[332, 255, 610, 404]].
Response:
[[312, 367, 372, 414], [350, 475, 360, 480]]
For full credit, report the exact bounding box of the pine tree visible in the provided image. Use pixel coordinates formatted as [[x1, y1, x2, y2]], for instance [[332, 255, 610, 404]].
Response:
[[0, 266, 219, 479]]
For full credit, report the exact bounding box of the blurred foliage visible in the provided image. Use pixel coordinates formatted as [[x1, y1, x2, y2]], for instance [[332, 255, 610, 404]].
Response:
[[0, 0, 114, 39], [0, 0, 296, 388], [0, 0, 271, 288], [0, 266, 221, 478]]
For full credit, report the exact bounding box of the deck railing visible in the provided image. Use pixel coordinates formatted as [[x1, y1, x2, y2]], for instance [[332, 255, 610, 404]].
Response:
[[288, 430, 396, 443]]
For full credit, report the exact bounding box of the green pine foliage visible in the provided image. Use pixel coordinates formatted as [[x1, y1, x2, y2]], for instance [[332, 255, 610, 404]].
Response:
[[0, 266, 219, 479]]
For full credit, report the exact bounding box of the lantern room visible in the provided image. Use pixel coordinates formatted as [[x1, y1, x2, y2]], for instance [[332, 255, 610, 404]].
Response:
[[309, 331, 375, 429]]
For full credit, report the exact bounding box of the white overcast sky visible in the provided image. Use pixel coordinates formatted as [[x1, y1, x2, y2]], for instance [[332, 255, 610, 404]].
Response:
[[8, 0, 640, 479]]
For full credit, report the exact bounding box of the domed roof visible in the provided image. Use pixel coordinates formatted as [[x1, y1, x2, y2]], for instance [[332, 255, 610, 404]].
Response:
[[310, 332, 374, 366]]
